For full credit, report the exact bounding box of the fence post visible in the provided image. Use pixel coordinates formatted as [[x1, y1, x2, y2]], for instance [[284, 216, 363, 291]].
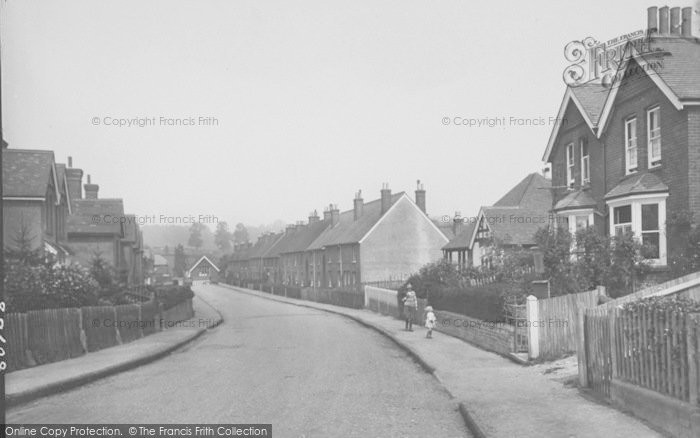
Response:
[[578, 308, 589, 388], [687, 313, 699, 405], [597, 285, 607, 299], [527, 295, 539, 360], [609, 308, 618, 380], [113, 307, 123, 345]]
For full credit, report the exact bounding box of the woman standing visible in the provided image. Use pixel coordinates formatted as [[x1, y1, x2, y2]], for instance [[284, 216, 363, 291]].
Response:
[[402, 284, 418, 331]]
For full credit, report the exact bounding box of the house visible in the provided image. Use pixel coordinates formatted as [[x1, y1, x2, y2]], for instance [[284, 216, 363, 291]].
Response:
[[150, 253, 171, 285], [187, 255, 220, 283], [2, 147, 72, 261], [246, 232, 284, 283], [543, 7, 700, 268], [306, 182, 449, 287], [225, 242, 252, 284], [277, 212, 330, 286], [443, 173, 553, 268]]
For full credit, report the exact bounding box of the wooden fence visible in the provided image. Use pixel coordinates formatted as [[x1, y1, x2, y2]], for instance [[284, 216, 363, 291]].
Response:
[[6, 298, 194, 372], [530, 288, 601, 360], [364, 286, 401, 318], [579, 307, 700, 405]]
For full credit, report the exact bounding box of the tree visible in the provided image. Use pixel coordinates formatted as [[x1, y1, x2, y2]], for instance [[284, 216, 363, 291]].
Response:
[[188, 223, 205, 249], [5, 214, 43, 266], [214, 222, 232, 251], [90, 251, 117, 296], [174, 244, 187, 277], [233, 223, 249, 245]]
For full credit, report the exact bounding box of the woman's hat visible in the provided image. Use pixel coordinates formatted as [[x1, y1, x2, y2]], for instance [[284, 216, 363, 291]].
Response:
[[425, 306, 433, 312], [405, 283, 413, 290]]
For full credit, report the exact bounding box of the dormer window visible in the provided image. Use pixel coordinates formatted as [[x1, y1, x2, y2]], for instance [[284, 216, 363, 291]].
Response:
[[566, 143, 575, 189], [647, 107, 661, 168], [580, 138, 590, 185], [625, 117, 638, 174]]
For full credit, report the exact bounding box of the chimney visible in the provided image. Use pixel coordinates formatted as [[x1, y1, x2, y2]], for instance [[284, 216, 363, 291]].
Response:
[[308, 210, 320, 224], [414, 180, 426, 213], [323, 206, 332, 222], [681, 7, 693, 37], [648, 6, 659, 34], [453, 211, 464, 236], [285, 224, 295, 235], [65, 156, 84, 201], [84, 174, 99, 199], [380, 183, 392, 215], [671, 7, 681, 35], [353, 190, 364, 221], [659, 6, 670, 35], [330, 204, 340, 227]]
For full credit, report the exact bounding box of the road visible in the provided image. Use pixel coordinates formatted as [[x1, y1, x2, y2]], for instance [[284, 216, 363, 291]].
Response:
[[7, 284, 469, 437]]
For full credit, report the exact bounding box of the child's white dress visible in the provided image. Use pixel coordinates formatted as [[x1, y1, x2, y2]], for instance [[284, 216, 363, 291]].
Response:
[[425, 311, 436, 329]]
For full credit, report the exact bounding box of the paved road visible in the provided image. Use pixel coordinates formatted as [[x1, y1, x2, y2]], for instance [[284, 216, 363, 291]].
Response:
[[8, 284, 469, 437]]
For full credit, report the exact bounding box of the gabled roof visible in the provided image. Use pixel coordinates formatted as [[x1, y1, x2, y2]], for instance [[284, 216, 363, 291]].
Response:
[[67, 198, 125, 235], [597, 38, 700, 136], [542, 85, 609, 162], [493, 173, 553, 211], [432, 219, 456, 240], [554, 189, 597, 212], [605, 172, 669, 200], [2, 148, 59, 198], [307, 192, 405, 250], [480, 206, 548, 246], [442, 221, 477, 250], [248, 232, 284, 259], [187, 255, 220, 276]]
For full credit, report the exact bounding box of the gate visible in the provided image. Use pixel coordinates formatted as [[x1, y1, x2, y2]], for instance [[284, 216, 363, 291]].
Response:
[[584, 307, 612, 398], [504, 296, 528, 353]]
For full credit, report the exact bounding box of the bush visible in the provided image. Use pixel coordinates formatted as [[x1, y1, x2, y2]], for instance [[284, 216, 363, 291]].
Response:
[[622, 295, 700, 314], [428, 284, 506, 322]]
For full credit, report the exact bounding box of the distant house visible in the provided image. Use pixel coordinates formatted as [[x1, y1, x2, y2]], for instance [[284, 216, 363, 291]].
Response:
[[542, 18, 700, 268], [226, 242, 252, 284], [151, 253, 171, 285], [443, 173, 553, 268], [187, 255, 220, 282], [2, 148, 72, 261], [246, 232, 284, 283], [277, 212, 330, 286], [306, 182, 449, 287]]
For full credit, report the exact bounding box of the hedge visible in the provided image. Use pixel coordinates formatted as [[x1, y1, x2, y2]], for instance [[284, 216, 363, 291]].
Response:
[[428, 284, 506, 322]]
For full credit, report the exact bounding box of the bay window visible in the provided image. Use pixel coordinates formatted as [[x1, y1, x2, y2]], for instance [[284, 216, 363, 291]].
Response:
[[607, 194, 667, 265], [625, 117, 638, 174], [647, 107, 661, 167]]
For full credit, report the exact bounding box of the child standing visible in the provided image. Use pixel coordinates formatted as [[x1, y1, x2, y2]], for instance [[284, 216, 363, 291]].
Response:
[[424, 306, 436, 338]]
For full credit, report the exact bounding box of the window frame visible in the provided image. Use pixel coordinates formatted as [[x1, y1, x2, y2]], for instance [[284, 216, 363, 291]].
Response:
[[607, 194, 668, 266], [580, 138, 590, 185], [566, 142, 575, 189], [647, 106, 661, 168], [624, 117, 638, 175]]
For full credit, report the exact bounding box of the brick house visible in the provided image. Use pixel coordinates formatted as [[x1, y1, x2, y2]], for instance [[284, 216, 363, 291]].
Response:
[[443, 173, 553, 268], [246, 232, 284, 283], [543, 8, 700, 268], [2, 148, 72, 261], [277, 212, 330, 286], [306, 183, 449, 287]]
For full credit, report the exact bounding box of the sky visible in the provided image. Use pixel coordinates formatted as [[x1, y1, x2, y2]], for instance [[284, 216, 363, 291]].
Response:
[[2, 0, 695, 229]]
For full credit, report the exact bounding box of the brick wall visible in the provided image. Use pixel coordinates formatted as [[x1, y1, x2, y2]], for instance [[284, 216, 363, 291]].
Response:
[[434, 310, 515, 356], [688, 107, 700, 217]]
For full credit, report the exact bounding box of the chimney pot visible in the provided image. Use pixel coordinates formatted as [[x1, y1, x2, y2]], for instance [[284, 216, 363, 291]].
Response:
[[671, 7, 681, 35], [681, 7, 693, 37], [68, 156, 73, 168], [353, 190, 364, 221], [84, 175, 100, 199], [659, 6, 670, 35], [648, 6, 659, 34], [415, 179, 426, 213], [380, 183, 392, 215], [330, 204, 340, 227]]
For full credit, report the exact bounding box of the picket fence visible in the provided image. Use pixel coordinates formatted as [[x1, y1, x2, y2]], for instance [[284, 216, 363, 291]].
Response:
[[6, 299, 194, 372]]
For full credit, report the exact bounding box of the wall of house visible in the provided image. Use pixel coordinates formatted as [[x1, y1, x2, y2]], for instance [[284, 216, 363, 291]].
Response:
[[360, 197, 446, 282], [2, 201, 44, 250], [319, 244, 361, 288], [688, 107, 700, 218]]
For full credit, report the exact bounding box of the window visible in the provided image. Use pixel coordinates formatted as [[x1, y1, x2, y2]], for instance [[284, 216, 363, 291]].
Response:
[[625, 117, 638, 174], [647, 107, 661, 167], [641, 204, 660, 259], [566, 143, 575, 189], [613, 205, 632, 236], [580, 138, 590, 184], [608, 195, 667, 265]]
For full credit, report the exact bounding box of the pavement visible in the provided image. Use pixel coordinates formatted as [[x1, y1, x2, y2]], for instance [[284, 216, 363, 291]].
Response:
[[5, 295, 223, 407], [219, 284, 665, 438]]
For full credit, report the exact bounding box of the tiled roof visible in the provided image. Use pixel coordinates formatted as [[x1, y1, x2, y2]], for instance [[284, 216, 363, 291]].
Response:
[[432, 219, 455, 240], [442, 221, 477, 250], [570, 83, 610, 126], [645, 37, 700, 100], [67, 198, 124, 235], [605, 172, 669, 200], [276, 220, 330, 255], [493, 173, 553, 211], [554, 189, 597, 211], [248, 233, 284, 259], [482, 206, 550, 246], [307, 192, 405, 250], [2, 149, 55, 197], [188, 255, 220, 274]]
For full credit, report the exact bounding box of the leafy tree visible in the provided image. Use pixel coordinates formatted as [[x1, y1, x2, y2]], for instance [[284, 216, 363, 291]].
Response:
[[174, 244, 187, 277], [214, 222, 232, 251], [233, 223, 250, 245], [188, 223, 205, 249], [89, 251, 117, 296], [668, 210, 700, 277]]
